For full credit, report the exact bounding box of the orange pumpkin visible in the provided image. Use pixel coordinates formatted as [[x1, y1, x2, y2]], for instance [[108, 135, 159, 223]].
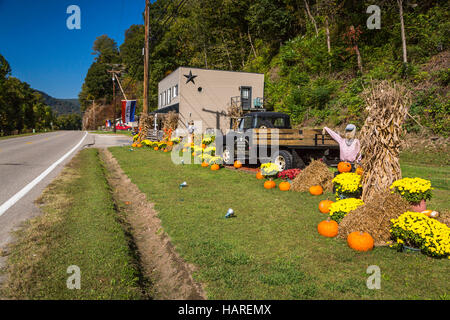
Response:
[[256, 171, 264, 180], [309, 185, 323, 196], [355, 166, 364, 175], [132, 143, 137, 148], [201, 162, 209, 167], [422, 210, 432, 217], [264, 180, 276, 189], [164, 149, 168, 153], [201, 144, 206, 149], [154, 147, 158, 151], [347, 232, 374, 252], [167, 141, 174, 146], [279, 181, 291, 191], [137, 144, 142, 148], [317, 218, 339, 238], [211, 164, 220, 171], [192, 152, 195, 156], [234, 160, 242, 169], [338, 162, 352, 173], [319, 200, 334, 214]]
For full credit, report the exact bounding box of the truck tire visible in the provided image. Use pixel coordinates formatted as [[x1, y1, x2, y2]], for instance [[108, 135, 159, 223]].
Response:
[[272, 150, 293, 171], [258, 121, 274, 129]]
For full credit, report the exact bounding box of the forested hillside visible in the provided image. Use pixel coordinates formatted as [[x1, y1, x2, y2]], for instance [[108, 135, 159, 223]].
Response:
[[36, 91, 81, 116], [79, 0, 449, 136]]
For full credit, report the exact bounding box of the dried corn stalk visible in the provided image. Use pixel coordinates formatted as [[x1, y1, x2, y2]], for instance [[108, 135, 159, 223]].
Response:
[[162, 111, 179, 132], [227, 103, 243, 130], [360, 81, 411, 202], [138, 113, 154, 142]]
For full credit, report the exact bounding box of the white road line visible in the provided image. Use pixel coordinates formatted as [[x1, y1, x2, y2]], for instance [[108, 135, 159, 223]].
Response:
[[0, 132, 88, 217]]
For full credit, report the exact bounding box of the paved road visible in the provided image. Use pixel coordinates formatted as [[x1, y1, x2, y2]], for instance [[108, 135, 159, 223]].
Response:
[[0, 131, 131, 279]]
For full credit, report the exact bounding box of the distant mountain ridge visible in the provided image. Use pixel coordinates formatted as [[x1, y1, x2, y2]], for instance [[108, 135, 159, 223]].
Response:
[[36, 90, 81, 115]]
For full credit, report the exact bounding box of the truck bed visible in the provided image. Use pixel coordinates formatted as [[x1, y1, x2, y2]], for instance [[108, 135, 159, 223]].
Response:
[[251, 128, 338, 148]]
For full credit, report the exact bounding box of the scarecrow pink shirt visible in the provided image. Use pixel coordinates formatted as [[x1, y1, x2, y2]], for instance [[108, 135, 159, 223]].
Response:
[[324, 127, 361, 163]]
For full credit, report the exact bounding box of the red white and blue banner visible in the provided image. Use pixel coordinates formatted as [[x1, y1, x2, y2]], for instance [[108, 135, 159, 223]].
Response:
[[121, 100, 136, 124]]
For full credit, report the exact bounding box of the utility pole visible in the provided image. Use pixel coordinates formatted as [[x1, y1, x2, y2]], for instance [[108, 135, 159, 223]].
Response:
[[143, 0, 150, 114], [108, 69, 121, 133]]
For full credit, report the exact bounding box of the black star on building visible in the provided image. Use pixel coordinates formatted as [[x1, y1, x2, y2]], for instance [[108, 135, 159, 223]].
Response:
[[184, 70, 197, 85]]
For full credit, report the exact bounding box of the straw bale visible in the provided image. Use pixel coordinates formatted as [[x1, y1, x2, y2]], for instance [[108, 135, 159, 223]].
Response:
[[337, 190, 411, 246], [291, 159, 334, 192]]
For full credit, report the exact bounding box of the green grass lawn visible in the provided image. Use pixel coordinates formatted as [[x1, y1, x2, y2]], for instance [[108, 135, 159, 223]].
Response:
[[89, 130, 133, 136], [110, 147, 449, 300], [1, 149, 147, 299]]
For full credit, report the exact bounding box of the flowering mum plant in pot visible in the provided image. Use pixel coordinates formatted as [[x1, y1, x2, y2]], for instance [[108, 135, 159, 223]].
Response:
[[332, 172, 362, 200], [390, 178, 432, 212], [201, 135, 215, 146], [389, 211, 450, 258], [207, 155, 224, 166], [278, 169, 301, 181], [329, 198, 364, 223], [203, 146, 216, 157], [260, 162, 280, 180]]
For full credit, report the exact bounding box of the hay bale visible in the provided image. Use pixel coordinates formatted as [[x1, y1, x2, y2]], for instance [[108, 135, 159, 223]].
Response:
[[359, 81, 411, 202], [436, 209, 450, 227], [291, 159, 334, 192], [337, 190, 410, 246]]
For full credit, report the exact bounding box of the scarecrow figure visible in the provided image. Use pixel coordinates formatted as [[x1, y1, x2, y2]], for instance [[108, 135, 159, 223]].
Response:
[[323, 124, 361, 168], [187, 120, 196, 144]]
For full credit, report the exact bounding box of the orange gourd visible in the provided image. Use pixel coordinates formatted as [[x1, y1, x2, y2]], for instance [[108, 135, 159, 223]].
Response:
[[154, 147, 158, 151], [132, 143, 137, 148], [164, 149, 168, 153], [256, 171, 264, 180], [279, 181, 291, 191], [201, 144, 206, 149], [167, 141, 173, 146], [319, 200, 334, 214], [234, 160, 242, 169], [347, 232, 374, 252], [137, 144, 142, 148], [201, 162, 209, 167], [264, 180, 276, 189], [317, 218, 339, 238], [338, 162, 352, 173], [211, 164, 220, 171], [309, 185, 323, 196], [355, 166, 364, 175]]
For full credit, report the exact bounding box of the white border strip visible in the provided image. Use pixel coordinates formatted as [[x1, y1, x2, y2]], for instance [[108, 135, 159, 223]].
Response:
[[0, 131, 88, 217]]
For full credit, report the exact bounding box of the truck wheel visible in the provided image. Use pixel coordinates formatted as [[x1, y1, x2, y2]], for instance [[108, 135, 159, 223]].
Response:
[[272, 150, 293, 171], [258, 121, 274, 129]]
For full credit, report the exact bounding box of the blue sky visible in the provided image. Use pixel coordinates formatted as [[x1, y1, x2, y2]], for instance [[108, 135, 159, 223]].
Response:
[[0, 0, 147, 98]]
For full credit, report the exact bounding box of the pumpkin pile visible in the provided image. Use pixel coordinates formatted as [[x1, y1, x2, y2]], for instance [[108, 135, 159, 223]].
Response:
[[291, 159, 333, 193]]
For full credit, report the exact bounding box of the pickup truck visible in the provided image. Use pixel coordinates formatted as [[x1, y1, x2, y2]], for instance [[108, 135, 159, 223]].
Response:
[[219, 111, 340, 170]]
